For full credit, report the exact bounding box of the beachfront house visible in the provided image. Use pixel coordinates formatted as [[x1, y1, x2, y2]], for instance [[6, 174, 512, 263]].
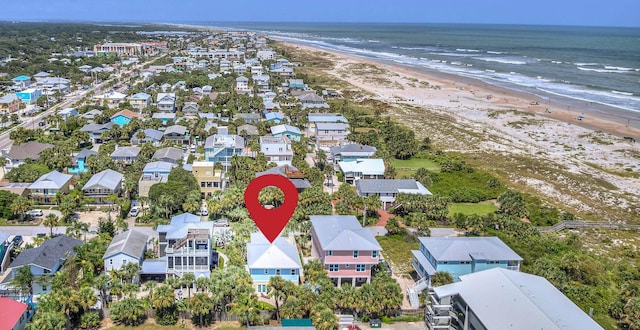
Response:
[[355, 179, 432, 210], [338, 158, 385, 184], [247, 232, 302, 294], [310, 215, 383, 287], [330, 143, 377, 165], [81, 169, 124, 204], [314, 122, 350, 148]]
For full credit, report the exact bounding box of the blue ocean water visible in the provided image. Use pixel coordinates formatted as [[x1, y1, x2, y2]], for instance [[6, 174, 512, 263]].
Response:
[[200, 22, 640, 115]]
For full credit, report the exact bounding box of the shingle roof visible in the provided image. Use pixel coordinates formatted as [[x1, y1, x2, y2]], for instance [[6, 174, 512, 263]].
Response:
[[153, 147, 183, 161], [247, 232, 302, 269], [80, 122, 112, 133], [310, 215, 382, 251], [9, 235, 82, 270], [255, 165, 311, 189], [164, 125, 187, 136], [330, 143, 376, 157], [316, 122, 349, 131], [111, 146, 141, 158], [82, 169, 123, 191], [355, 179, 431, 195], [28, 171, 72, 190], [433, 268, 603, 330], [6, 141, 53, 160], [134, 128, 163, 141], [237, 124, 259, 135], [103, 229, 148, 260], [74, 149, 98, 162], [419, 237, 522, 262], [152, 113, 176, 119], [111, 109, 141, 120]]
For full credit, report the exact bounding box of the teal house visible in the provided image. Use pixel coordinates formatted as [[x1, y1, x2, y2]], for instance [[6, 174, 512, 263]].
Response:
[[412, 237, 522, 285], [247, 232, 302, 294], [68, 149, 98, 175], [15, 88, 42, 105], [270, 124, 302, 141], [110, 109, 141, 127]]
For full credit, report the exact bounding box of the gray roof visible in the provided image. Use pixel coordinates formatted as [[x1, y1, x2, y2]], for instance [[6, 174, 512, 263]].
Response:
[[330, 143, 377, 157], [153, 147, 183, 162], [236, 113, 261, 119], [310, 215, 382, 251], [134, 128, 163, 141], [308, 113, 348, 123], [152, 113, 176, 120], [143, 161, 176, 172], [247, 232, 302, 269], [237, 124, 259, 135], [419, 237, 522, 262], [103, 229, 149, 260], [6, 142, 53, 160], [433, 268, 603, 330], [111, 146, 141, 158], [75, 149, 98, 161], [315, 122, 349, 131], [9, 235, 82, 270], [28, 171, 72, 190], [164, 125, 187, 136], [141, 257, 168, 274], [170, 213, 201, 225], [80, 122, 112, 133], [82, 169, 124, 191], [356, 179, 431, 195], [256, 165, 311, 189]]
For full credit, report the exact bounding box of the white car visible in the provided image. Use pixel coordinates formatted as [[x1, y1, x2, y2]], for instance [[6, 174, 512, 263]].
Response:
[[26, 209, 44, 217], [129, 207, 140, 217], [200, 208, 209, 216]]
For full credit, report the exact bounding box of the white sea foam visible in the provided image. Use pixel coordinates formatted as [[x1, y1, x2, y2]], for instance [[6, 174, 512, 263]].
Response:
[[574, 62, 600, 66], [429, 52, 479, 57], [486, 51, 505, 54], [605, 66, 634, 71], [477, 57, 528, 65], [578, 67, 634, 74], [456, 48, 481, 52], [611, 90, 634, 96]]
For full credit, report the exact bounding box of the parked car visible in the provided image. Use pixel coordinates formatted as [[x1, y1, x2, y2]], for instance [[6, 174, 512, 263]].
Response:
[[26, 209, 44, 217], [129, 207, 140, 217], [36, 233, 46, 238], [212, 219, 229, 227], [12, 235, 23, 247], [200, 207, 208, 216]]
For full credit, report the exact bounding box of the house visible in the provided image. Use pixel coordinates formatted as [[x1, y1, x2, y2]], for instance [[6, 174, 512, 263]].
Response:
[[314, 123, 350, 148], [80, 123, 113, 144], [0, 297, 30, 330], [153, 147, 183, 164], [80, 109, 102, 122], [412, 237, 522, 286], [157, 93, 176, 112], [58, 107, 78, 120], [68, 149, 98, 174], [237, 124, 259, 137], [264, 111, 284, 124], [338, 158, 385, 184], [27, 171, 72, 204], [0, 183, 31, 198], [81, 169, 124, 204], [270, 66, 294, 78], [310, 215, 383, 287], [131, 128, 163, 146], [95, 91, 127, 104], [256, 165, 312, 192], [355, 179, 431, 209], [3, 142, 53, 171], [234, 64, 246, 75], [308, 113, 348, 125], [236, 113, 261, 124], [271, 124, 302, 141], [236, 76, 249, 92], [298, 92, 329, 110], [164, 125, 190, 145], [138, 161, 177, 197], [15, 89, 42, 105], [4, 235, 82, 295], [247, 232, 302, 294], [260, 136, 293, 166], [288, 79, 306, 90], [182, 102, 200, 116], [103, 230, 149, 273], [11, 75, 31, 89], [33, 71, 50, 80], [204, 134, 245, 165], [156, 213, 215, 278], [252, 74, 270, 91], [330, 144, 377, 165], [152, 112, 176, 125], [34, 77, 70, 95], [129, 92, 152, 110], [78, 65, 92, 73], [110, 109, 142, 127], [427, 268, 603, 330], [191, 161, 223, 198], [0, 94, 21, 114], [257, 50, 276, 61], [110, 146, 141, 165]]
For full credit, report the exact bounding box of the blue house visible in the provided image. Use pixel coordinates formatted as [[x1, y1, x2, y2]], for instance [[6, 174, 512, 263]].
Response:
[[412, 237, 522, 285], [204, 134, 244, 165], [142, 161, 176, 180], [152, 112, 176, 126], [58, 107, 78, 120], [15, 89, 42, 105], [247, 232, 302, 294], [68, 149, 98, 174], [110, 109, 141, 127], [270, 124, 302, 141], [263, 111, 285, 124], [330, 144, 377, 165], [12, 75, 32, 89]]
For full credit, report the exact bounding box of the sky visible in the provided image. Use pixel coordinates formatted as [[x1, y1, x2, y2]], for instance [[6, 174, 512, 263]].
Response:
[[0, 0, 639, 27]]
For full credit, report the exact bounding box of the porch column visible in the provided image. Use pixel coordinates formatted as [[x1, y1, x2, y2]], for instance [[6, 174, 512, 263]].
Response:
[[337, 277, 341, 288], [367, 276, 371, 284], [352, 277, 356, 286]]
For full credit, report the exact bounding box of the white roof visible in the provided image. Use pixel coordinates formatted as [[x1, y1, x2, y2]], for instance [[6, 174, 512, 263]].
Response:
[[271, 124, 301, 135], [28, 171, 72, 190], [338, 158, 385, 175], [247, 232, 302, 269], [310, 215, 382, 252], [82, 169, 123, 191], [433, 268, 603, 330]]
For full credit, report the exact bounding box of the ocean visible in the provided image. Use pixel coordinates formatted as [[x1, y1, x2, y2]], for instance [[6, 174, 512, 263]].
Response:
[[199, 22, 640, 116]]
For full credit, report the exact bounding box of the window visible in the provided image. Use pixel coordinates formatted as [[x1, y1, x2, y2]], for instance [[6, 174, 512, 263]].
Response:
[[329, 264, 339, 272], [356, 264, 366, 272], [345, 264, 350, 268], [327, 250, 333, 256], [257, 284, 267, 293], [264, 269, 269, 274], [276, 269, 281, 275], [372, 251, 378, 258], [42, 285, 47, 292], [291, 269, 296, 275], [110, 259, 113, 265], [353, 251, 359, 258]]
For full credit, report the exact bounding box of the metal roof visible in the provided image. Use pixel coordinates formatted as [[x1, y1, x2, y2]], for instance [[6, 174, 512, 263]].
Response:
[[315, 122, 349, 131], [310, 215, 382, 251], [28, 171, 72, 190], [330, 143, 376, 156], [338, 158, 385, 175], [308, 113, 348, 123], [82, 169, 123, 191], [247, 233, 302, 269], [153, 147, 183, 162], [103, 229, 148, 259], [419, 237, 522, 262], [355, 179, 431, 195], [433, 268, 603, 330], [143, 161, 176, 173], [271, 124, 301, 135]]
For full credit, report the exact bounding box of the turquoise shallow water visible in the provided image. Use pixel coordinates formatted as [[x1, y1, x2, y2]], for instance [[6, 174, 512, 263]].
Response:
[[196, 22, 640, 116]]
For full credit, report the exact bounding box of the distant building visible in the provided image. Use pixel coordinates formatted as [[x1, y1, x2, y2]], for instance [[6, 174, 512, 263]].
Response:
[[0, 94, 21, 114], [15, 89, 41, 105], [93, 43, 143, 56], [355, 179, 431, 209]]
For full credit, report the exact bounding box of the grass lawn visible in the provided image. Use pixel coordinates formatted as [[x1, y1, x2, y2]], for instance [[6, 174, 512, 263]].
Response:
[[391, 158, 440, 172], [396, 168, 416, 179], [376, 235, 419, 275], [448, 201, 498, 216]]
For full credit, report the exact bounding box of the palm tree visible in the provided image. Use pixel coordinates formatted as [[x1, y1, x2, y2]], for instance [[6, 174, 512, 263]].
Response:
[[77, 286, 98, 312], [181, 272, 196, 299], [143, 281, 158, 300], [92, 274, 111, 310], [10, 265, 33, 295], [0, 157, 7, 178], [152, 285, 175, 310], [268, 276, 287, 320], [196, 276, 209, 293], [10, 196, 33, 222], [121, 262, 141, 284], [165, 276, 180, 289], [312, 306, 339, 330], [66, 220, 89, 241], [189, 293, 213, 326], [43, 213, 60, 237], [26, 311, 66, 330]]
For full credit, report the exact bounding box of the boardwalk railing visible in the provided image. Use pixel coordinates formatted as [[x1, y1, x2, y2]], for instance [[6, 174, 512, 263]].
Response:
[[538, 221, 640, 233]]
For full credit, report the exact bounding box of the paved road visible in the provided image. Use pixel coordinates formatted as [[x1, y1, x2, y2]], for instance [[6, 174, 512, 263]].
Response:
[[0, 225, 159, 240]]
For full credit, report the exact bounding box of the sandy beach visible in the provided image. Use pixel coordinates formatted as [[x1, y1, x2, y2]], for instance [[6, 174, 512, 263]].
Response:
[[278, 41, 640, 221]]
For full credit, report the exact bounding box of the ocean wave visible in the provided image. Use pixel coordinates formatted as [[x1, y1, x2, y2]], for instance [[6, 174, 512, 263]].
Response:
[[429, 52, 479, 57], [456, 48, 481, 52], [477, 57, 528, 65], [486, 51, 505, 54], [611, 90, 634, 96], [604, 66, 635, 71], [574, 62, 600, 66], [577, 67, 634, 74], [368, 40, 380, 43]]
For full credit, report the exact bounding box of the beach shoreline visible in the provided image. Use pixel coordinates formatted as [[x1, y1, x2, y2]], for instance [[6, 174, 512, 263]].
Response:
[[276, 38, 640, 139]]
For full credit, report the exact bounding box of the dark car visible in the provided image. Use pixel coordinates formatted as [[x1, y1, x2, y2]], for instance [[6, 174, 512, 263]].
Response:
[[12, 235, 23, 247], [36, 233, 46, 238]]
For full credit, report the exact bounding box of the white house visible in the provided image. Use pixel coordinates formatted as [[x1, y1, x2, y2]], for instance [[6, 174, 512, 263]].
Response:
[[338, 158, 385, 184], [260, 136, 293, 166], [103, 230, 149, 273], [236, 76, 249, 92]]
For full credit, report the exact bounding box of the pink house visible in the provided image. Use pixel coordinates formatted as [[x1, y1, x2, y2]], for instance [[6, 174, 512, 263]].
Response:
[[310, 215, 383, 287]]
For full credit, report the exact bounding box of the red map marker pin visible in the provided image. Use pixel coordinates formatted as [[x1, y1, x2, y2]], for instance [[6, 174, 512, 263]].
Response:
[[244, 174, 298, 243]]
